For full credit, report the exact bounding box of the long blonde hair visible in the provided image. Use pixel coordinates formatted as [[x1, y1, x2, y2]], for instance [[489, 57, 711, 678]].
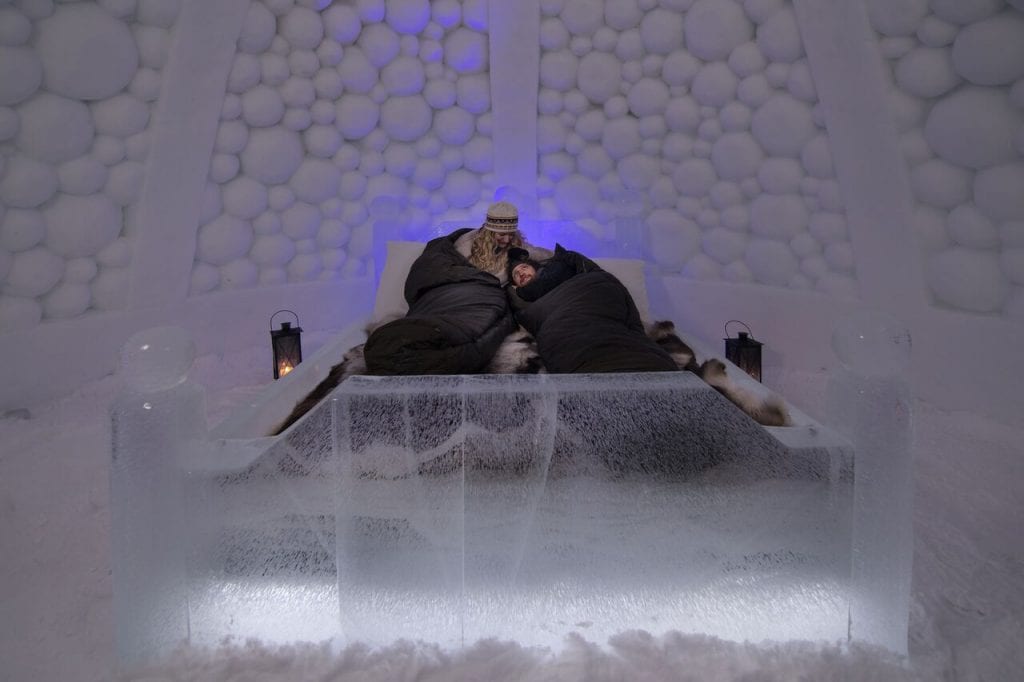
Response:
[[468, 228, 524, 276]]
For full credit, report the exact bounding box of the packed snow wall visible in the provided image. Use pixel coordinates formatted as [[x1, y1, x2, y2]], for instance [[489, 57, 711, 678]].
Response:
[[1, 0, 1022, 423]]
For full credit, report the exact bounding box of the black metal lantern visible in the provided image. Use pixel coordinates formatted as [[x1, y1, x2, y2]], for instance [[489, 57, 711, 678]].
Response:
[[271, 310, 303, 379], [724, 320, 763, 382]]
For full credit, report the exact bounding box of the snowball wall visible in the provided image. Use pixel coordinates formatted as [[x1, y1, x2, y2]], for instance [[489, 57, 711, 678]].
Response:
[[0, 0, 177, 332], [868, 0, 1024, 316], [190, 0, 495, 294], [4, 0, 1024, 334], [533, 0, 856, 295]]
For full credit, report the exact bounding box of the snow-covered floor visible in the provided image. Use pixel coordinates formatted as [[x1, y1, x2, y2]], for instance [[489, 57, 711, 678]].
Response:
[[1, 340, 1022, 681]]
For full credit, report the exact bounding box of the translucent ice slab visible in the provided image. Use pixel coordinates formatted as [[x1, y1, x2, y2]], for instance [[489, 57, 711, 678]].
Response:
[[112, 348, 912, 663], [332, 373, 854, 649]]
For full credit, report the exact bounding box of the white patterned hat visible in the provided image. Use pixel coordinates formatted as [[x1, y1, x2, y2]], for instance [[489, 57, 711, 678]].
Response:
[[483, 201, 519, 233]]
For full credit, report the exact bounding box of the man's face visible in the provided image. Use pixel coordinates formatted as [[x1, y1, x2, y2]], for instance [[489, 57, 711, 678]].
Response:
[[512, 262, 536, 287]]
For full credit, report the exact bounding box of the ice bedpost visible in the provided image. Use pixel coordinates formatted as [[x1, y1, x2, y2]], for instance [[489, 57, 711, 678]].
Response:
[[110, 327, 206, 664], [828, 311, 914, 655]]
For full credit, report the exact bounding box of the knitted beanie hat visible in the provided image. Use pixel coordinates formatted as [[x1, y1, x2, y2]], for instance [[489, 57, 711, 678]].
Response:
[[483, 201, 519, 233]]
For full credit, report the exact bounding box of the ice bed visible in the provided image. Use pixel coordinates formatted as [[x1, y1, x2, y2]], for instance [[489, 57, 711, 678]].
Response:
[[110, 241, 913, 665]]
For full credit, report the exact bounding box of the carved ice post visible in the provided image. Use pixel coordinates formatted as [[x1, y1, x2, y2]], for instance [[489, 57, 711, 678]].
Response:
[[828, 311, 914, 655], [110, 327, 206, 664]]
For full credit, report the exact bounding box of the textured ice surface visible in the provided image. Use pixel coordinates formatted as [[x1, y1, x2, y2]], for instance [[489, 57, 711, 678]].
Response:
[[109, 364, 871, 660], [333, 373, 854, 649], [828, 311, 914, 653]]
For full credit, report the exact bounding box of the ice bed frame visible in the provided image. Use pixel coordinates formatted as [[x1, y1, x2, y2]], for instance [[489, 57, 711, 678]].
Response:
[[111, 242, 913, 665]]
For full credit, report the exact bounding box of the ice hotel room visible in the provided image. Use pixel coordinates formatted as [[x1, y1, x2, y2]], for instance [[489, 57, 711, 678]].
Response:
[[1, 0, 1022, 680]]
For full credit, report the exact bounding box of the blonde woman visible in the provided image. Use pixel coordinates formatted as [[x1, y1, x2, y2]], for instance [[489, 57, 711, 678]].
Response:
[[455, 201, 552, 284]]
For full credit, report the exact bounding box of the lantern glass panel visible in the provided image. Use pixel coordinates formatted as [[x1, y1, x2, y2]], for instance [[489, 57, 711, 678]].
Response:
[[271, 321, 303, 379], [725, 332, 762, 382]]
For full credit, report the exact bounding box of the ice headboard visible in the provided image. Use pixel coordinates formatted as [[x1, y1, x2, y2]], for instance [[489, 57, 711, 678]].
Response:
[[374, 241, 652, 322]]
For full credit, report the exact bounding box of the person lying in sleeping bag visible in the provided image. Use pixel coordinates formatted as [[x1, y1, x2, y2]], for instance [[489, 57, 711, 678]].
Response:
[[505, 245, 678, 374], [363, 228, 517, 375]]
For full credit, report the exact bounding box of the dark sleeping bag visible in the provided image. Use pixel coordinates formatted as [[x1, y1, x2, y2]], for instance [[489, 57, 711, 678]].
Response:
[[512, 246, 678, 374], [363, 229, 516, 375]]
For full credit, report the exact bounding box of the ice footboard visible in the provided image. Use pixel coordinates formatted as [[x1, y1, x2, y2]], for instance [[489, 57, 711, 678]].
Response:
[[111, 369, 911, 665]]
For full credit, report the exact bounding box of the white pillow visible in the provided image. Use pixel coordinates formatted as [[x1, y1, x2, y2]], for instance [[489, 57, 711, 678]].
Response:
[[372, 240, 424, 321], [371, 240, 650, 322]]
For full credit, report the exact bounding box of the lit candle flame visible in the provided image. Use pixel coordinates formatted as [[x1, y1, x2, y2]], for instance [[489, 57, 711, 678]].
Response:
[[279, 363, 293, 376]]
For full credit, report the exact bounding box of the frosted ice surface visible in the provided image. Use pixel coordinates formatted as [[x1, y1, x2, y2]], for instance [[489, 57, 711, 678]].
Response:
[[685, 0, 751, 62], [974, 163, 1024, 222], [756, 6, 802, 62], [0, 8, 32, 45], [737, 73, 771, 107], [119, 126, 149, 161], [444, 27, 486, 73], [222, 176, 267, 220], [639, 9, 683, 54], [323, 4, 360, 44], [335, 95, 379, 140], [135, 24, 170, 70], [290, 158, 341, 203], [137, 0, 181, 28], [746, 238, 798, 285], [1, 208, 44, 252], [864, 0, 928, 37], [946, 205, 995, 250], [691, 63, 737, 107], [431, 0, 461, 28], [711, 132, 762, 179], [330, 373, 854, 648], [64, 257, 98, 283], [827, 312, 913, 653], [751, 94, 815, 157], [282, 202, 321, 239], [461, 0, 487, 31], [97, 237, 132, 268], [129, 67, 163, 103], [45, 193, 121, 258], [43, 281, 91, 319], [120, 326, 195, 392], [16, 93, 93, 163], [927, 248, 1010, 313], [111, 330, 206, 662], [5, 247, 62, 298], [106, 160, 144, 206], [37, 4, 137, 100], [924, 87, 1021, 170], [750, 194, 806, 239], [198, 215, 254, 265], [241, 86, 285, 128], [281, 7, 324, 49], [930, 0, 1002, 25], [894, 47, 959, 98], [909, 159, 970, 210], [786, 60, 817, 102], [605, 1, 642, 31], [0, 295, 41, 331], [647, 210, 700, 269], [0, 155, 58, 209], [91, 267, 130, 310]]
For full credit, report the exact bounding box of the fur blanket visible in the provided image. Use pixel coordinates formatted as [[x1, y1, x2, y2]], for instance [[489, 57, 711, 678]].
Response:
[[272, 321, 789, 435]]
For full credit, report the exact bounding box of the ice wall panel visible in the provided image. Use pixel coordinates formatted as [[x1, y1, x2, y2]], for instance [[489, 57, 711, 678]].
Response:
[[333, 374, 854, 648]]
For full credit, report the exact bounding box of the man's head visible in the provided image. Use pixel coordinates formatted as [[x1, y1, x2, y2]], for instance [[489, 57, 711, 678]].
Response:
[[507, 247, 540, 287], [511, 261, 537, 287]]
